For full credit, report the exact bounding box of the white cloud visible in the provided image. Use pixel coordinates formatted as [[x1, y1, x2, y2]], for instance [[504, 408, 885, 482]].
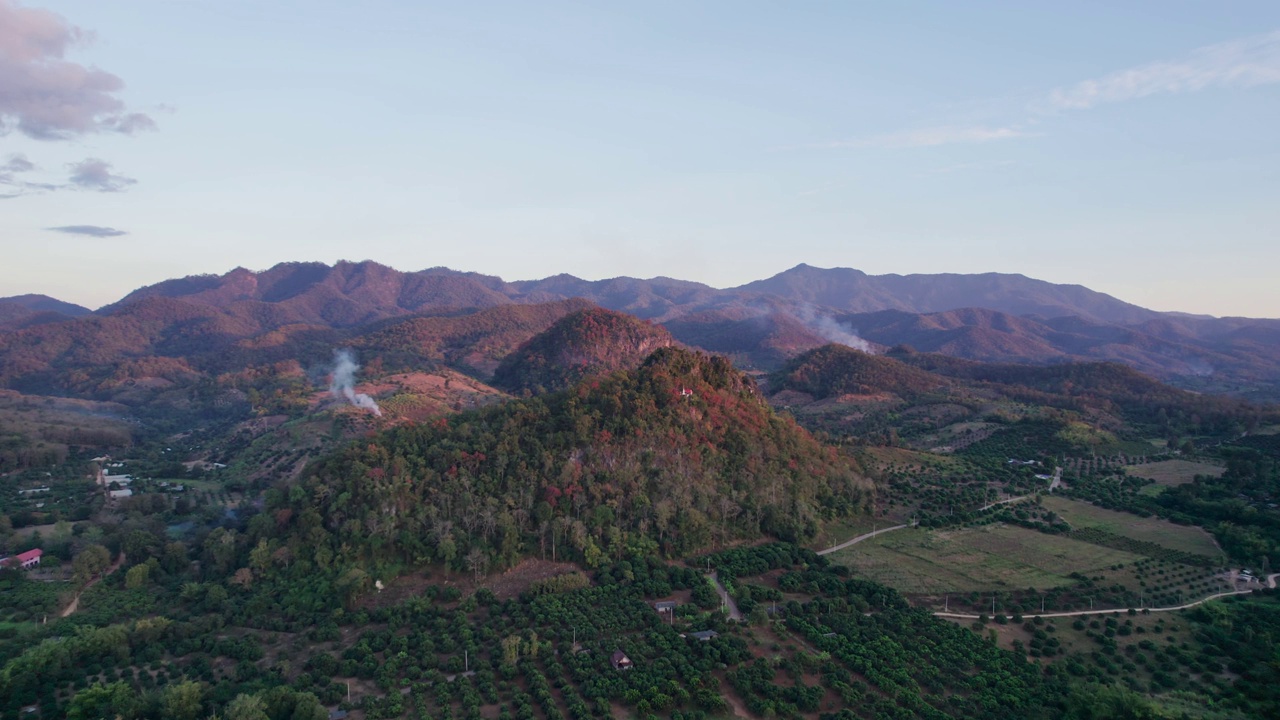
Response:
[[1048, 30, 1280, 110], [68, 158, 136, 192], [816, 30, 1280, 151], [816, 125, 1028, 150], [0, 0, 155, 139], [48, 225, 127, 237]]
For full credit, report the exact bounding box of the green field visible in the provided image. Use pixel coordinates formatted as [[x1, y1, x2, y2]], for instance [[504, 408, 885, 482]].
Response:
[[1042, 496, 1223, 558], [1124, 459, 1225, 486], [827, 523, 1144, 594]]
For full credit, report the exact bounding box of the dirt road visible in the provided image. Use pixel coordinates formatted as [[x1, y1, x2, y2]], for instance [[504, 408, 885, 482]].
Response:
[[60, 551, 126, 618], [817, 524, 909, 556], [708, 572, 743, 620], [934, 573, 1279, 621], [977, 495, 1029, 512]]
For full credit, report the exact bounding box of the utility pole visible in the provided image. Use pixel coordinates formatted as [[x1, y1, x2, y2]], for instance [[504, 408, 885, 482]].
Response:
[[944, 594, 948, 612], [465, 650, 469, 673]]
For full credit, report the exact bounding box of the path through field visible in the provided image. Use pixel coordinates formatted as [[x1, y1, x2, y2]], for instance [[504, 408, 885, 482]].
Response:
[[934, 573, 1279, 621], [60, 551, 126, 618], [977, 495, 1029, 512], [817, 524, 909, 556]]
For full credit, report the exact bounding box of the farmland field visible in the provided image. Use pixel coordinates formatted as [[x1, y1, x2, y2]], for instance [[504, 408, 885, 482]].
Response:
[[1042, 496, 1223, 558], [827, 523, 1143, 594], [1124, 459, 1224, 486]]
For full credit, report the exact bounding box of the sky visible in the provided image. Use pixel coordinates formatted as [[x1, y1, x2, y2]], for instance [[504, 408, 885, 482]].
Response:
[[2, 1, 1279, 317]]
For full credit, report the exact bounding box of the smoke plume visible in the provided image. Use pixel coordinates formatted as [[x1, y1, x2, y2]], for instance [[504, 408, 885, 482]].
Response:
[[329, 349, 382, 416], [796, 304, 873, 353]]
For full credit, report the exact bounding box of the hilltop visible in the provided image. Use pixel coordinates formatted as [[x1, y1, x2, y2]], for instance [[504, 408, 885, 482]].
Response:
[[770, 344, 949, 401], [491, 307, 676, 394]]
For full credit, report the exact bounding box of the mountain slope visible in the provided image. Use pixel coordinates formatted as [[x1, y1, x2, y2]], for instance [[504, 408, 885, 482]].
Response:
[[296, 347, 872, 571]]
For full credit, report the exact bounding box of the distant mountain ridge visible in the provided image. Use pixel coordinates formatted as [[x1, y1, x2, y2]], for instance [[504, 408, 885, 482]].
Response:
[[7, 260, 1280, 401], [0, 294, 93, 330], [737, 264, 1163, 325]]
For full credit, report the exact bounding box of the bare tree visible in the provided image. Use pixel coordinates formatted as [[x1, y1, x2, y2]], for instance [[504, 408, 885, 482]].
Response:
[[465, 547, 488, 581]]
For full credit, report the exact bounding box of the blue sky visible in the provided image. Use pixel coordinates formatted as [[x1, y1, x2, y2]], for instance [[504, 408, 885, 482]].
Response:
[[2, 1, 1279, 317]]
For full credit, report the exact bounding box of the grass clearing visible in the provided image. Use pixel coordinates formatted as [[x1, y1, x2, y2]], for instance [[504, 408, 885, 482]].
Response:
[[827, 524, 1143, 594], [10, 522, 59, 540], [1124, 459, 1224, 486], [855, 446, 970, 473], [1042, 496, 1223, 558]]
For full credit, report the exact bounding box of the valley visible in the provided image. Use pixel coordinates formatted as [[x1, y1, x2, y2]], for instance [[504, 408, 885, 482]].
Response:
[[1, 264, 1279, 719]]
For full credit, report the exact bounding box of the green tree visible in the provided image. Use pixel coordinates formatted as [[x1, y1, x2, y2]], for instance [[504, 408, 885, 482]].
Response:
[[72, 544, 111, 586], [67, 682, 138, 720], [125, 562, 150, 589], [162, 541, 190, 574], [161, 680, 205, 720], [225, 693, 269, 720]]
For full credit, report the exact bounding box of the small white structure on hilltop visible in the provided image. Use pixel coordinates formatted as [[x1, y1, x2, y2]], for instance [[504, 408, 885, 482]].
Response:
[[109, 488, 133, 499]]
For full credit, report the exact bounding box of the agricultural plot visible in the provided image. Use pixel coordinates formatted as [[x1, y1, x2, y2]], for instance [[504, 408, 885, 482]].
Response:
[[1042, 496, 1223, 559], [945, 604, 1256, 712], [1124, 459, 1225, 487], [827, 524, 1143, 594]]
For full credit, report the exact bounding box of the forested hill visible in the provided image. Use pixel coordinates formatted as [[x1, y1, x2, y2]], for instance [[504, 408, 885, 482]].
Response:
[[770, 344, 950, 400], [888, 349, 1265, 431], [293, 347, 871, 575], [491, 307, 676, 394]]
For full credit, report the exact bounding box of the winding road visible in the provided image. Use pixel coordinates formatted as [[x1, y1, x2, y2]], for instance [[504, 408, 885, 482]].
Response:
[[934, 573, 1280, 620], [59, 551, 126, 618]]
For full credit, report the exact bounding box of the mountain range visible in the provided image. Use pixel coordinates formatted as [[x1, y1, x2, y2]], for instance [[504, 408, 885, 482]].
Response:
[[2, 260, 1278, 402]]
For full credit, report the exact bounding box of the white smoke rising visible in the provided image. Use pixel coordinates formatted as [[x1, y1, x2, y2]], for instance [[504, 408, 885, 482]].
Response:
[[795, 305, 874, 353], [329, 349, 382, 416]]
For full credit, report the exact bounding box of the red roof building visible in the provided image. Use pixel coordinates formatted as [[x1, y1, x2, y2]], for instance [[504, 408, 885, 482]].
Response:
[[13, 549, 42, 569]]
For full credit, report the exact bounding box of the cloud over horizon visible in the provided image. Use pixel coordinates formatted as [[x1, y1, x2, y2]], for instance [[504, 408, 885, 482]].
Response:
[[1048, 30, 1280, 110], [825, 29, 1280, 150], [0, 0, 155, 140], [47, 224, 127, 237], [68, 158, 136, 192], [852, 125, 1029, 149]]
